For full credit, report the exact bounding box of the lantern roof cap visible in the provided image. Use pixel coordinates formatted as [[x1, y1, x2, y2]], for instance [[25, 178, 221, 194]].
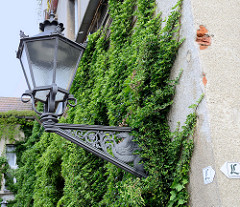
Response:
[[39, 11, 64, 34], [19, 11, 65, 39]]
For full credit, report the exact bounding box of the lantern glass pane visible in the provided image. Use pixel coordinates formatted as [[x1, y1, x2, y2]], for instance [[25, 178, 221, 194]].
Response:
[[34, 90, 65, 103], [35, 90, 50, 102], [26, 39, 56, 87], [56, 92, 65, 102], [20, 47, 33, 90], [55, 39, 81, 91]]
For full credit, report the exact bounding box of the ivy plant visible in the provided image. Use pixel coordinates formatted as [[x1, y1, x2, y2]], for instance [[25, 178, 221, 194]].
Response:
[[7, 0, 199, 206]]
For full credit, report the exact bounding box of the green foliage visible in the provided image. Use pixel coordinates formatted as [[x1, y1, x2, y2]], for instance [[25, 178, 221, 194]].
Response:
[[9, 107, 43, 207], [167, 113, 196, 207], [0, 110, 35, 205], [0, 110, 35, 142], [0, 156, 8, 189], [10, 0, 198, 206], [33, 133, 64, 207]]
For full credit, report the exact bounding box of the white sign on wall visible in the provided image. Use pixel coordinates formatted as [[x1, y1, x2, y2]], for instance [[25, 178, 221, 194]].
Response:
[[221, 162, 240, 178], [203, 166, 215, 184]]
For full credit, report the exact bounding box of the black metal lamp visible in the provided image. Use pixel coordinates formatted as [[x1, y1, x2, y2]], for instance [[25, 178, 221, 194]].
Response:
[[17, 13, 146, 178], [17, 13, 84, 118]]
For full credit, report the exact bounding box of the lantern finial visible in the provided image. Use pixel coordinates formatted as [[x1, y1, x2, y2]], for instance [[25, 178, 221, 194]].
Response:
[[49, 10, 55, 21], [19, 30, 29, 39]]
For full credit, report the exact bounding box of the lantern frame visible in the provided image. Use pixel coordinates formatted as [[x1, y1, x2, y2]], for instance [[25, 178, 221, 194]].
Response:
[[17, 30, 85, 116], [17, 34, 85, 93]]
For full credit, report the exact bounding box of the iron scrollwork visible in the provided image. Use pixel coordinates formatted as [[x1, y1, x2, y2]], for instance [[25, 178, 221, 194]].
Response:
[[53, 124, 146, 177]]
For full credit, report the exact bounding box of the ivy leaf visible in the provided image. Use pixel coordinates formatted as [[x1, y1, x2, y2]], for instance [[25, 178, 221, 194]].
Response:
[[182, 178, 188, 185], [174, 184, 184, 192], [169, 191, 176, 201], [178, 198, 186, 205]]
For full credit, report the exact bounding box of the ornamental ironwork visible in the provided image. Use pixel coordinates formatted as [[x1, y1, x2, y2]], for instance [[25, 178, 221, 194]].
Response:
[[44, 123, 146, 177]]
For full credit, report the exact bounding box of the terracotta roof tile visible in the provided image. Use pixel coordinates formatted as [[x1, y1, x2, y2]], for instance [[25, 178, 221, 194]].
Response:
[[0, 97, 33, 112]]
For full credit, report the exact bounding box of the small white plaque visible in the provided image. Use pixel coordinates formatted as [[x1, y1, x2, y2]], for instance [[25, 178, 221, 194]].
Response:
[[221, 162, 240, 178], [203, 166, 215, 184]]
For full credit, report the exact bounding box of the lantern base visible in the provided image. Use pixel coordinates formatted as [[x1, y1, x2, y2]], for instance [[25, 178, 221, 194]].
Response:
[[40, 113, 58, 131]]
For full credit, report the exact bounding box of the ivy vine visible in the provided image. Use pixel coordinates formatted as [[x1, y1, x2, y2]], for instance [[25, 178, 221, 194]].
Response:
[[6, 0, 199, 206]]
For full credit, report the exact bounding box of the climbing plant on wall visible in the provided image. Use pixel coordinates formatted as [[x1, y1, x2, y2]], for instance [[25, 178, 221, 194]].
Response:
[[0, 111, 35, 142], [0, 110, 35, 205], [9, 0, 198, 206]]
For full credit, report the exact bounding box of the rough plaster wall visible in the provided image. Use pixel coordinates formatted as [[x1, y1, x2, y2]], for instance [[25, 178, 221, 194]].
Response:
[[67, 0, 75, 40], [57, 0, 75, 40], [56, 0, 67, 36], [79, 0, 90, 24], [156, 0, 223, 206], [191, 0, 240, 206], [157, 0, 240, 206], [57, 0, 89, 41], [77, 0, 81, 31]]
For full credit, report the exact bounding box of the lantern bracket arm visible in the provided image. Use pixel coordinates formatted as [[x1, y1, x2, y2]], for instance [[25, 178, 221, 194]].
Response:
[[42, 122, 147, 178]]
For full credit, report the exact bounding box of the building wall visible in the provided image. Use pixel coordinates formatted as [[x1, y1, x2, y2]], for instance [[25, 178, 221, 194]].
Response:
[[43, 0, 240, 205], [156, 0, 240, 206], [0, 97, 33, 202], [79, 0, 90, 27], [0, 126, 25, 202], [54, 0, 90, 41], [56, 0, 74, 40]]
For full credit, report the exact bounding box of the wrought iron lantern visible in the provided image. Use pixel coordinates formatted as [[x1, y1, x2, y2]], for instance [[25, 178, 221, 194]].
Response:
[[17, 13, 84, 118], [17, 13, 146, 178]]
